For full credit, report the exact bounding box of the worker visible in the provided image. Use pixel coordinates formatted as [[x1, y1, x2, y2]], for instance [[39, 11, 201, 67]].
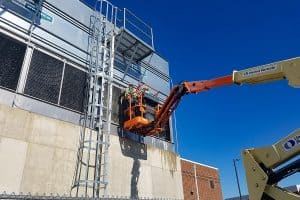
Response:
[[125, 84, 137, 100]]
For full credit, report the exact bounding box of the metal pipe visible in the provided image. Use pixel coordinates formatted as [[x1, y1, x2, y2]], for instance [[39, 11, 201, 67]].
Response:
[[193, 164, 200, 200], [151, 28, 154, 48], [105, 0, 109, 21], [123, 8, 126, 29], [233, 159, 242, 200], [114, 7, 117, 27]]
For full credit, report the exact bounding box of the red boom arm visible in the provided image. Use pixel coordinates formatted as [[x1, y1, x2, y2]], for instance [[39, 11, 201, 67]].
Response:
[[150, 75, 233, 136], [123, 75, 233, 136]]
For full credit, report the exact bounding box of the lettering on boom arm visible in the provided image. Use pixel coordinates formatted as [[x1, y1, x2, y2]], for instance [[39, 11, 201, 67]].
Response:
[[242, 64, 278, 77]]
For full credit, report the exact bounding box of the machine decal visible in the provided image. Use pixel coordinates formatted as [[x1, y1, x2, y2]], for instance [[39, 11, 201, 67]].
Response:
[[24, 2, 53, 23], [242, 64, 278, 77], [283, 135, 300, 151], [8, 0, 53, 23]]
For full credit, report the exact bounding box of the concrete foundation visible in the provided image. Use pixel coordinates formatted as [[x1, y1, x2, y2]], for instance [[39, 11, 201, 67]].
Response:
[[0, 103, 183, 199]]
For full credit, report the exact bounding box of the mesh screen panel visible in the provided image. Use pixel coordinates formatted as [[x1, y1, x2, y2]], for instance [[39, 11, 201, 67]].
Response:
[[24, 50, 63, 104], [0, 33, 26, 90], [60, 64, 86, 112]]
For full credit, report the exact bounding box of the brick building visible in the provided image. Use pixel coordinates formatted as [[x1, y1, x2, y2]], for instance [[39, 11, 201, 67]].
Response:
[[181, 158, 223, 200]]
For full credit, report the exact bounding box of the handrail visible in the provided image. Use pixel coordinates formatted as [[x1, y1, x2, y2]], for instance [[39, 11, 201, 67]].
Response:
[[91, 0, 155, 48], [125, 18, 152, 40], [125, 8, 152, 30], [123, 8, 153, 47], [94, 0, 118, 27]]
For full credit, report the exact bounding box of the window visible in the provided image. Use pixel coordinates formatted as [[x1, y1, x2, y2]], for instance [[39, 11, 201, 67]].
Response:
[[24, 50, 64, 104], [209, 180, 215, 189], [0, 33, 26, 90], [60, 64, 87, 112]]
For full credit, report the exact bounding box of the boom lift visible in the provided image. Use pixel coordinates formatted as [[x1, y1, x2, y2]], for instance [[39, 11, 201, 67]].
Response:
[[120, 57, 300, 200], [121, 57, 300, 136], [243, 129, 300, 200]]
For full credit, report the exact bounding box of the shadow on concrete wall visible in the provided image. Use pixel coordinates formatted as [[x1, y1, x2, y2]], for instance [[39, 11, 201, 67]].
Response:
[[118, 92, 148, 199], [130, 158, 140, 199], [118, 137, 147, 199], [159, 148, 177, 177]]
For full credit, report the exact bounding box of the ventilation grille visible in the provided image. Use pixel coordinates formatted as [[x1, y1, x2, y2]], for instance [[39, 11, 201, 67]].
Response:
[[24, 50, 63, 104], [0, 33, 26, 90], [60, 64, 86, 112]]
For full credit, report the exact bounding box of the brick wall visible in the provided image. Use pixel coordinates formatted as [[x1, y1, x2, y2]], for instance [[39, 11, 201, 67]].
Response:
[[181, 159, 223, 200]]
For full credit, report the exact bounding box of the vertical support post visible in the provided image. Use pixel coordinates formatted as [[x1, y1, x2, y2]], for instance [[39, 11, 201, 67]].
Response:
[[123, 8, 126, 29], [16, 46, 34, 94], [58, 61, 66, 104], [114, 7, 118, 27], [193, 164, 200, 200], [151, 28, 154, 49], [103, 32, 115, 197], [233, 159, 242, 200], [105, 0, 109, 20]]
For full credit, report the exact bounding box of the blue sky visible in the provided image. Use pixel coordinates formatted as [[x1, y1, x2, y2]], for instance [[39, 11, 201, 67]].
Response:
[[85, 0, 300, 198]]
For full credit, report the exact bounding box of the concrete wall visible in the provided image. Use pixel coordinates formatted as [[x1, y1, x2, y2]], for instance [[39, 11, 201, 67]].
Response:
[[181, 159, 222, 200], [0, 103, 183, 199]]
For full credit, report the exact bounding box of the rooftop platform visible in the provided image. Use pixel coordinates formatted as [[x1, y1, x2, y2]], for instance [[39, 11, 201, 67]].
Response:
[[115, 7, 154, 63], [116, 28, 154, 62]]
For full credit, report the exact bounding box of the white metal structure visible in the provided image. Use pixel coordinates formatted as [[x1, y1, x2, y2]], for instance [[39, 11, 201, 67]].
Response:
[[69, 0, 159, 197], [71, 0, 116, 197]]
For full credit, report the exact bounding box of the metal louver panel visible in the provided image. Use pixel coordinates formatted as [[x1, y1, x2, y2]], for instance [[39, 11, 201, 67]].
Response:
[[24, 50, 64, 104], [0, 33, 26, 90], [60, 64, 86, 112]]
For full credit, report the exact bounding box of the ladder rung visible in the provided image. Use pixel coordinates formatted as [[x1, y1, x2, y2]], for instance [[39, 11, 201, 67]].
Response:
[[100, 45, 110, 51], [88, 103, 104, 107], [97, 141, 109, 145], [86, 114, 101, 120]]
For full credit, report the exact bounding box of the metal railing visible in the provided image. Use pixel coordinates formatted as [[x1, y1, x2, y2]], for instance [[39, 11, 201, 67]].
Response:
[[115, 7, 154, 49], [94, 0, 118, 28], [85, 0, 154, 48], [0, 193, 182, 200]]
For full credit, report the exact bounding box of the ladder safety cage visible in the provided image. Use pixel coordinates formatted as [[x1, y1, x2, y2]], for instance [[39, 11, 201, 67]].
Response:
[[71, 0, 157, 197], [71, 0, 116, 198]]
